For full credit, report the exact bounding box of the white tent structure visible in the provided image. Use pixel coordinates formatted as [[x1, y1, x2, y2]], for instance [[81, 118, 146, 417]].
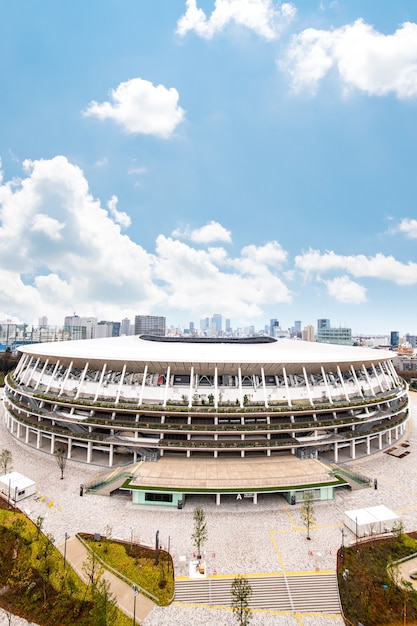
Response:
[[0, 471, 36, 503], [344, 505, 400, 538]]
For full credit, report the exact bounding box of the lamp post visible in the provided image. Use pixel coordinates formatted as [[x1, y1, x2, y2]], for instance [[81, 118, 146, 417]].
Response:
[[64, 532, 69, 569], [132, 584, 138, 625]]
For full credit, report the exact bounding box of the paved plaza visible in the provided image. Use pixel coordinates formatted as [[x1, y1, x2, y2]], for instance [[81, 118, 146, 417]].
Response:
[[1, 393, 417, 625]]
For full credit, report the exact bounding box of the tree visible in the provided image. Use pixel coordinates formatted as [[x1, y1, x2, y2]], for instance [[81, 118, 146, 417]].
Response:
[[54, 444, 67, 479], [300, 490, 315, 540], [231, 575, 252, 626], [90, 577, 118, 626], [0, 449, 13, 475], [192, 506, 207, 558]]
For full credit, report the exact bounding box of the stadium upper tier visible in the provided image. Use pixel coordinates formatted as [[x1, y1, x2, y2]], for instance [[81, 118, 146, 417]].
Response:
[[2, 335, 409, 471]]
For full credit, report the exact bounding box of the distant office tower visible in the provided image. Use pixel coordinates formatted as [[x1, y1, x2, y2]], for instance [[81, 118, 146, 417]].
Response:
[[317, 326, 352, 345], [270, 319, 280, 337], [390, 331, 400, 348], [189, 322, 195, 335], [120, 318, 131, 336], [64, 315, 97, 340], [200, 318, 210, 333], [317, 319, 331, 330], [134, 315, 166, 336], [226, 319, 231, 333], [406, 334, 417, 348], [96, 321, 121, 338], [38, 316, 48, 328], [302, 325, 315, 342], [212, 314, 222, 334], [294, 321, 302, 334]]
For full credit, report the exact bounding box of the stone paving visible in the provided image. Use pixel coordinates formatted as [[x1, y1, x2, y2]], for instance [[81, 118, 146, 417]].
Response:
[[1, 393, 417, 625]]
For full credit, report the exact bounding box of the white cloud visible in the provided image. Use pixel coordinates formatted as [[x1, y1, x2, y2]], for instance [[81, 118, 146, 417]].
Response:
[[283, 19, 417, 98], [83, 78, 185, 138], [295, 249, 417, 285], [172, 220, 232, 243], [324, 275, 367, 304], [397, 218, 417, 239], [31, 213, 65, 241], [107, 195, 131, 229], [177, 0, 296, 41], [153, 235, 292, 318]]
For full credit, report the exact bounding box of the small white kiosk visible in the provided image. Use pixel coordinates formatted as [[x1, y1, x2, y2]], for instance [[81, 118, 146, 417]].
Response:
[[344, 505, 400, 538], [0, 471, 36, 503]]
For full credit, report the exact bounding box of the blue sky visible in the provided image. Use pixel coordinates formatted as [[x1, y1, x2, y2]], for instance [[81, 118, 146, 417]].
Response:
[[1, 0, 417, 335]]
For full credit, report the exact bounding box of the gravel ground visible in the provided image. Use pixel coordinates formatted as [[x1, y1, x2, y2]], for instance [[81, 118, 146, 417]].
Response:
[[1, 393, 417, 626]]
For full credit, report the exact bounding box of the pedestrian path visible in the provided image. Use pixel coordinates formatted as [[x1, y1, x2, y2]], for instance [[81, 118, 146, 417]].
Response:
[[58, 535, 156, 623]]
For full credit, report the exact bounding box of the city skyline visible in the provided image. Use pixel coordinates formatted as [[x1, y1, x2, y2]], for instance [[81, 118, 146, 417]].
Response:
[[1, 2, 417, 335]]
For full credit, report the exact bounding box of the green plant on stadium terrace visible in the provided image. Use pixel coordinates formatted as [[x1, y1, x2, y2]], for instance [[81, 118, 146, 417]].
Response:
[[0, 507, 131, 625], [81, 533, 174, 606]]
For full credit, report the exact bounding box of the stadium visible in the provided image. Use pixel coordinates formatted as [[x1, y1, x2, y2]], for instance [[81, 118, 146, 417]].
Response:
[[2, 335, 409, 506]]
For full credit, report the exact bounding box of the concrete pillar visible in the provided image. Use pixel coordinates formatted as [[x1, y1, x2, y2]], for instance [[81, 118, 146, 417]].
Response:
[[216, 493, 221, 506], [334, 442, 339, 463], [87, 441, 92, 463], [36, 431, 41, 450], [109, 444, 114, 467], [350, 439, 356, 460], [253, 493, 258, 504]]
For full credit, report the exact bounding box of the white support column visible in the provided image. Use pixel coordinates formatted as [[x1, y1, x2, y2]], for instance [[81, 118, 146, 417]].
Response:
[[378, 433, 383, 450], [321, 366, 333, 404], [378, 361, 391, 391], [94, 363, 107, 402], [350, 365, 363, 398], [46, 360, 61, 393], [115, 364, 127, 405], [59, 361, 73, 396], [87, 441, 92, 463], [371, 363, 384, 393], [36, 431, 41, 450], [386, 359, 401, 387], [337, 366, 350, 402], [238, 368, 243, 408], [50, 433, 55, 454], [109, 444, 114, 467], [350, 439, 356, 460], [22, 357, 34, 386], [14, 353, 28, 379], [25, 426, 30, 444], [75, 362, 89, 400], [67, 439, 72, 459], [303, 367, 314, 406], [214, 367, 218, 409], [216, 493, 221, 505], [367, 436, 371, 455], [139, 365, 148, 406], [362, 364, 376, 397], [188, 366, 194, 408], [253, 493, 258, 504], [27, 358, 40, 388], [35, 359, 49, 391], [261, 367, 268, 408], [282, 368, 292, 408], [163, 366, 171, 408], [334, 442, 339, 463]]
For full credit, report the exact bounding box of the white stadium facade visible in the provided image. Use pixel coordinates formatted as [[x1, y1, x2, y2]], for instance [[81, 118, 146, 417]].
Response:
[[3, 335, 409, 506]]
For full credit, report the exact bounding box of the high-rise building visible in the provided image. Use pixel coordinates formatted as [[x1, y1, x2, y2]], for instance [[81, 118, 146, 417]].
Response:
[[64, 315, 97, 340], [96, 321, 121, 338], [317, 326, 352, 345], [225, 319, 231, 333], [317, 319, 331, 330], [211, 314, 222, 334], [120, 318, 131, 336], [302, 325, 315, 342], [38, 316, 48, 328], [134, 315, 166, 336], [294, 321, 302, 334], [270, 319, 279, 337], [390, 331, 400, 349]]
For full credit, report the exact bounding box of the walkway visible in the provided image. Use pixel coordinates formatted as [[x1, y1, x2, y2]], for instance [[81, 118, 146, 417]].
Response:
[[58, 535, 155, 622]]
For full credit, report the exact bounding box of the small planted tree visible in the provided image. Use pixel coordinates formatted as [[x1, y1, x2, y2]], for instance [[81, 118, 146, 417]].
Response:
[[192, 506, 207, 558], [0, 449, 13, 475], [90, 577, 118, 626], [54, 444, 68, 479], [231, 575, 252, 626], [301, 490, 315, 540]]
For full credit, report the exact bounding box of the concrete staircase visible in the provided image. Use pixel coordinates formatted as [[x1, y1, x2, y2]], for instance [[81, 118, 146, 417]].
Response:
[[174, 572, 341, 614]]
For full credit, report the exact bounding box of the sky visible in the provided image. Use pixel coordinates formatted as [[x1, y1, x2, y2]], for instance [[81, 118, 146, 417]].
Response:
[[1, 0, 417, 336]]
